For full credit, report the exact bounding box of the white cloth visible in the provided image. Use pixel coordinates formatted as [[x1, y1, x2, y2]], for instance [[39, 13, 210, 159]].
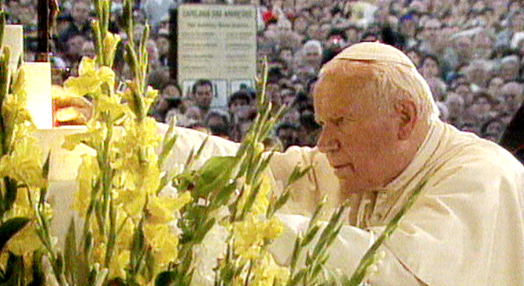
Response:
[[268, 120, 524, 285], [36, 124, 239, 246]]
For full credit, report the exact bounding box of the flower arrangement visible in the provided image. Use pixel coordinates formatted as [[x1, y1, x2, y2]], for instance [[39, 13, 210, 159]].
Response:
[[0, 1, 427, 285]]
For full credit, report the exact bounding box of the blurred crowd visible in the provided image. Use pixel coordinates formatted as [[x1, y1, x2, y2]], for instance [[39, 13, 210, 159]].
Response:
[[5, 0, 524, 151]]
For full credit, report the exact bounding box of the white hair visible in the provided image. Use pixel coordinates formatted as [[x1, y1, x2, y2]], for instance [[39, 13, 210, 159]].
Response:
[[321, 59, 440, 123], [302, 40, 323, 54]]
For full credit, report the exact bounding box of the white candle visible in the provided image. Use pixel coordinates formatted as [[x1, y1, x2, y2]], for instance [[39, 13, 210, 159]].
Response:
[[2, 25, 23, 71]]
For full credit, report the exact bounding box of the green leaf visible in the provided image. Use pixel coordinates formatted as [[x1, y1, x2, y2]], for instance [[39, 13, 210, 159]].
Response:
[[64, 218, 78, 284], [184, 135, 209, 171], [211, 182, 237, 209], [301, 225, 320, 247], [267, 187, 291, 218], [154, 271, 176, 286], [193, 218, 216, 244], [28, 251, 45, 286], [287, 165, 312, 187], [55, 252, 65, 277], [42, 152, 51, 180], [0, 13, 5, 45], [0, 252, 24, 286], [158, 125, 178, 169], [3, 177, 18, 215], [194, 156, 237, 198], [0, 217, 30, 252]]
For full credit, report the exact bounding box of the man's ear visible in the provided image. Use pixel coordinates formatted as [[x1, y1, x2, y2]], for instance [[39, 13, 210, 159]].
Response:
[[395, 99, 418, 140]]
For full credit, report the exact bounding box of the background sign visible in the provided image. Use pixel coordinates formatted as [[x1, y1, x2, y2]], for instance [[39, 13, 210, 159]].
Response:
[[177, 4, 257, 109]]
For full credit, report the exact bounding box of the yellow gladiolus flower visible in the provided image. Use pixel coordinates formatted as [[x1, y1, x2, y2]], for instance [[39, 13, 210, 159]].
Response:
[[143, 223, 179, 268], [250, 253, 290, 286], [115, 188, 146, 218], [74, 154, 99, 214], [0, 135, 46, 188], [94, 94, 126, 123], [102, 32, 121, 63], [64, 57, 116, 97], [108, 250, 130, 279], [146, 192, 191, 224], [263, 217, 284, 241], [62, 120, 106, 151]]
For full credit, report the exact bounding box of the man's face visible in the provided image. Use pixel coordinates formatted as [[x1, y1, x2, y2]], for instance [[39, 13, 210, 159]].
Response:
[[279, 49, 293, 64], [194, 84, 213, 109], [400, 19, 416, 36], [446, 94, 464, 115], [422, 19, 441, 40], [306, 24, 321, 40], [501, 61, 519, 81], [294, 17, 308, 33], [229, 98, 249, 114], [488, 77, 504, 97], [472, 97, 491, 115], [314, 68, 404, 192], [67, 35, 86, 57], [156, 37, 170, 56], [162, 85, 181, 99], [421, 58, 439, 78]]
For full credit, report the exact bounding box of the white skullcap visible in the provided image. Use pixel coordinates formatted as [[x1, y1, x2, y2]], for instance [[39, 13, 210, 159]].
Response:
[[334, 42, 416, 69]]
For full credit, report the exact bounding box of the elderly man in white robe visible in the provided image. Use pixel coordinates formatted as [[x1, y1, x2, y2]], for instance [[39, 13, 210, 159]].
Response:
[[267, 42, 524, 285], [42, 42, 524, 285]]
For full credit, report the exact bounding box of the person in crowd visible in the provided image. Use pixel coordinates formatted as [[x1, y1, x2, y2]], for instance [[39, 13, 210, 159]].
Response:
[[445, 92, 466, 128], [275, 122, 300, 150], [204, 109, 231, 140], [59, 0, 92, 48], [155, 31, 171, 67], [190, 79, 215, 118], [298, 40, 324, 72], [269, 42, 524, 285], [322, 28, 348, 64], [63, 34, 87, 75], [418, 54, 441, 80], [500, 81, 524, 114], [487, 76, 505, 99], [275, 19, 303, 50], [279, 84, 297, 107], [481, 116, 506, 141], [228, 90, 255, 142], [150, 81, 183, 123], [80, 40, 96, 59], [499, 55, 521, 82]]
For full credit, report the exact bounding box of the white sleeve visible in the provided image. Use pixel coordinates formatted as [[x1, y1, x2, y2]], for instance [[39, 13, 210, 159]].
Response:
[[269, 146, 342, 217], [270, 214, 426, 286]]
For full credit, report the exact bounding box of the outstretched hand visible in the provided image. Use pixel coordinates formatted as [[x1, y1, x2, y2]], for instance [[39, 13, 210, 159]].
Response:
[[52, 86, 93, 126]]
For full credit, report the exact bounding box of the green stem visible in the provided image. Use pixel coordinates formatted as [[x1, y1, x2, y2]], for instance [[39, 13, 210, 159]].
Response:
[[99, 117, 114, 236], [104, 198, 117, 268], [28, 188, 67, 286]]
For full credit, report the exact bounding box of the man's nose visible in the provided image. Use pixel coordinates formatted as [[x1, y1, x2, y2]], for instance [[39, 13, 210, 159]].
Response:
[[317, 128, 339, 153]]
